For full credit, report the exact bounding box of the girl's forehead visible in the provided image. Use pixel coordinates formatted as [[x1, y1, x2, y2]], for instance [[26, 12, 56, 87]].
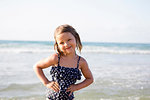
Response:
[[56, 32, 71, 36], [56, 32, 74, 39]]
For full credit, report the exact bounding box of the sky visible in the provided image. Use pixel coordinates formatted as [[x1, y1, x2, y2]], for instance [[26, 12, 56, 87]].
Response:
[[0, 0, 150, 43]]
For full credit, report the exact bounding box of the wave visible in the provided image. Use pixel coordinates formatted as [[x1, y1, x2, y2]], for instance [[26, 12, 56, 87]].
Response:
[[0, 40, 150, 54], [0, 96, 45, 100], [0, 83, 43, 92], [1, 83, 150, 100], [0, 47, 149, 55], [82, 46, 150, 54], [0, 83, 45, 99], [0, 48, 55, 53]]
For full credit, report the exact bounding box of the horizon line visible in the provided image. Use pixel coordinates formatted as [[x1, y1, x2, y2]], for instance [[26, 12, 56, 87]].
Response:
[[0, 39, 150, 44]]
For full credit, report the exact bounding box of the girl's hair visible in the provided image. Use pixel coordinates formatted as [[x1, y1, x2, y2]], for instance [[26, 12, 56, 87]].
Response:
[[54, 24, 82, 55]]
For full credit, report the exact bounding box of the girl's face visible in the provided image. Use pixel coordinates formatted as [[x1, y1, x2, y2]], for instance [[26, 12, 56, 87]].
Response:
[[56, 32, 77, 55]]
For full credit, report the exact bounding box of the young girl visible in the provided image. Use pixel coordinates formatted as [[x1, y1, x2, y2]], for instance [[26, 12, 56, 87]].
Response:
[[33, 24, 93, 100]]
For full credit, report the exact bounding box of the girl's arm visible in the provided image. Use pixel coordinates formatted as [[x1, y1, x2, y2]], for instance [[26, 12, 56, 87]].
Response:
[[33, 53, 59, 92], [67, 57, 94, 93]]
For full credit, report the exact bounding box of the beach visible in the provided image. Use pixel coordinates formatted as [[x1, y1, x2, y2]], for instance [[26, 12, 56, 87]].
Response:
[[0, 40, 150, 100]]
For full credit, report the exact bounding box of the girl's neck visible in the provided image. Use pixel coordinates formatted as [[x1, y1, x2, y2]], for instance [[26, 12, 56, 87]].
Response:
[[62, 52, 77, 59]]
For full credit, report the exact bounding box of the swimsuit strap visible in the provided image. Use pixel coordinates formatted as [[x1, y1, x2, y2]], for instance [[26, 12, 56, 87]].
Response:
[[57, 53, 60, 66], [77, 56, 81, 69]]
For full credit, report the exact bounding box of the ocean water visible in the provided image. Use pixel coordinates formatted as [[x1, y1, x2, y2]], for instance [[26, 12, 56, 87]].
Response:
[[0, 40, 150, 100]]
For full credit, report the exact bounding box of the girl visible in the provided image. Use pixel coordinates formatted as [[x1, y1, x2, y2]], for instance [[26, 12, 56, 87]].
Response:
[[33, 24, 93, 100]]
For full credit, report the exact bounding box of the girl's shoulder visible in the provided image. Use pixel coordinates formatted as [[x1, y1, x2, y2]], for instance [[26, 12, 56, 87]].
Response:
[[50, 53, 59, 60], [78, 56, 88, 67], [46, 53, 59, 66], [34, 53, 59, 69], [50, 53, 59, 61], [79, 56, 87, 62]]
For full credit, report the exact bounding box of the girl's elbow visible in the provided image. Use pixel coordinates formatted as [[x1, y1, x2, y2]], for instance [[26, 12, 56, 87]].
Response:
[[87, 77, 94, 84], [90, 77, 94, 84], [33, 63, 39, 71]]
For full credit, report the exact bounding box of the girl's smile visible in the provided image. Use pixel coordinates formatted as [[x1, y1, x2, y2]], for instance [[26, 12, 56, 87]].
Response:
[[66, 46, 71, 49]]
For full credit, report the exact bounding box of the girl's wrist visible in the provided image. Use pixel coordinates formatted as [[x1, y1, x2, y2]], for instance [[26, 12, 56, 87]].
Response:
[[74, 84, 79, 91], [43, 80, 50, 86]]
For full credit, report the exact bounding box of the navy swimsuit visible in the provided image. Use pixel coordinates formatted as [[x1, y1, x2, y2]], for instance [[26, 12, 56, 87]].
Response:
[[46, 54, 82, 100]]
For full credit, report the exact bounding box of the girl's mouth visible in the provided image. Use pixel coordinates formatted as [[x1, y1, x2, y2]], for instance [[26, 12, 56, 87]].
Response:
[[66, 46, 71, 49]]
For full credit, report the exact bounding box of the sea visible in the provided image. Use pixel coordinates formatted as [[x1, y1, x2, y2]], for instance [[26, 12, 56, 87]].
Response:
[[0, 40, 150, 100]]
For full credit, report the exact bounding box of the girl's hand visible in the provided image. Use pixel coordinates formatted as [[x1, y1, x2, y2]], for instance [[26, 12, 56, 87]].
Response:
[[66, 84, 77, 96], [46, 81, 60, 92]]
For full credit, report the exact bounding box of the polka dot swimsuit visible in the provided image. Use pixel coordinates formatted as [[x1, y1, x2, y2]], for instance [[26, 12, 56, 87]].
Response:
[[46, 54, 82, 100]]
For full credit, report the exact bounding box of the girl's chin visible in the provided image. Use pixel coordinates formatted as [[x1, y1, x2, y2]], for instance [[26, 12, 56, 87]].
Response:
[[66, 51, 72, 54], [64, 50, 74, 54]]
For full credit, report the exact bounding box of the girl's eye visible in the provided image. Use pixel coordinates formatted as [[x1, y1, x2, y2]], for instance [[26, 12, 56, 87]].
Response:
[[60, 42, 64, 44], [68, 39, 71, 41]]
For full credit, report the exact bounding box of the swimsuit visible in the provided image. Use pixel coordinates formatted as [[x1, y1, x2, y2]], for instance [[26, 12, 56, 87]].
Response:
[[46, 54, 82, 100]]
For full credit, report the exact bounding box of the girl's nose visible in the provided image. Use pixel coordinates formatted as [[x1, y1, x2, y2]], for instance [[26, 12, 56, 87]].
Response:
[[64, 42, 69, 46]]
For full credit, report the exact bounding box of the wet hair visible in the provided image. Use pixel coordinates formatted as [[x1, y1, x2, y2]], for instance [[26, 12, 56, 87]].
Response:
[[54, 24, 82, 55]]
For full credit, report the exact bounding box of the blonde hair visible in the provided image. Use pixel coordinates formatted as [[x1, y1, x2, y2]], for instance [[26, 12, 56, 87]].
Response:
[[54, 24, 82, 55]]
